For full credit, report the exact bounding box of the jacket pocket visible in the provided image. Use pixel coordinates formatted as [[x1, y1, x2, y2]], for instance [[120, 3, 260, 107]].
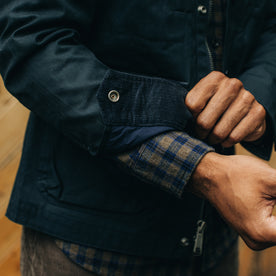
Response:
[[48, 133, 159, 214]]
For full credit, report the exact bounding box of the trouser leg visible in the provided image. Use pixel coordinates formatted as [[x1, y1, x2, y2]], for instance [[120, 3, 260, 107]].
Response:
[[20, 227, 98, 276], [20, 226, 238, 276]]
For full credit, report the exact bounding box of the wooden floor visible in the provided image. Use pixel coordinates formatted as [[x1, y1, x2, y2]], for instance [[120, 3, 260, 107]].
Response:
[[0, 77, 29, 276], [1, 77, 276, 275]]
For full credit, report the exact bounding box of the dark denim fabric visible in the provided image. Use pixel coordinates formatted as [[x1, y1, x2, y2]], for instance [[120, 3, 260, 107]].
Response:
[[0, 0, 275, 266]]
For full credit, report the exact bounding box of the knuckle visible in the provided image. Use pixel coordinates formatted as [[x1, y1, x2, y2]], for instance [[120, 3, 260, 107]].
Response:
[[196, 117, 212, 131], [184, 94, 193, 108], [255, 104, 266, 118], [227, 133, 241, 145], [185, 95, 194, 108], [186, 102, 203, 114], [254, 125, 265, 137], [227, 78, 243, 92], [185, 94, 200, 112], [209, 71, 225, 80], [212, 129, 226, 141], [241, 90, 255, 105], [184, 93, 192, 106]]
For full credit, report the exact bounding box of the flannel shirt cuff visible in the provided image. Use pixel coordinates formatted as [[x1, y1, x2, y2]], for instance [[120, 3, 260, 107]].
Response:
[[116, 131, 214, 199]]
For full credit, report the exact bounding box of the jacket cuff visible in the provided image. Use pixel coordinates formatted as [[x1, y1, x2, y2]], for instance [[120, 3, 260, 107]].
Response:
[[97, 69, 192, 130]]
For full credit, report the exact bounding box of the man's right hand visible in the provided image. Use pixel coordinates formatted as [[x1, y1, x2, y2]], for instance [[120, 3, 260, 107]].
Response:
[[185, 71, 266, 147], [190, 152, 276, 250]]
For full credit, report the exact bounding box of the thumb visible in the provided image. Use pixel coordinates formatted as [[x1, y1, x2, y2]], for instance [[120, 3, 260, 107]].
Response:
[[242, 205, 276, 250], [263, 215, 276, 244]]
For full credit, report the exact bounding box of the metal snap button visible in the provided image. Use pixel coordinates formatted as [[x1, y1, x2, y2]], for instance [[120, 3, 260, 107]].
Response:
[[108, 90, 120, 102], [197, 5, 207, 14], [180, 237, 190, 247]]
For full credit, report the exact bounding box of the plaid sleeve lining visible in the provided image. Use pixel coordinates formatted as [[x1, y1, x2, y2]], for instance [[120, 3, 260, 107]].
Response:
[[116, 131, 214, 199]]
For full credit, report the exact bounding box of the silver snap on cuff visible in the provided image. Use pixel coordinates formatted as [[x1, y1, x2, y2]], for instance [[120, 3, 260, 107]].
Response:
[[197, 5, 207, 14], [108, 90, 120, 102]]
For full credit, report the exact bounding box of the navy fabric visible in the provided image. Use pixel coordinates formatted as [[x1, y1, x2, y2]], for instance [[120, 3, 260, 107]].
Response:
[[0, 0, 274, 265], [104, 126, 174, 152]]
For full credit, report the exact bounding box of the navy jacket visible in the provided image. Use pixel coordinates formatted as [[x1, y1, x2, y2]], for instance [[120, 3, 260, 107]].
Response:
[[0, 0, 275, 266]]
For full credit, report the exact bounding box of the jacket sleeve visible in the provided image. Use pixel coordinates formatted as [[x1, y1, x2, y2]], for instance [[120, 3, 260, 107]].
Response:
[[239, 1, 276, 158], [0, 0, 192, 156]]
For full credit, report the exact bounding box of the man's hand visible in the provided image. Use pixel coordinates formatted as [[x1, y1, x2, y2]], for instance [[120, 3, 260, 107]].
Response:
[[190, 152, 276, 250], [185, 71, 266, 147]]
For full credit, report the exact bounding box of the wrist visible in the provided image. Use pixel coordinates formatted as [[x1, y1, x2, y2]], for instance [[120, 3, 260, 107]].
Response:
[[188, 152, 226, 200]]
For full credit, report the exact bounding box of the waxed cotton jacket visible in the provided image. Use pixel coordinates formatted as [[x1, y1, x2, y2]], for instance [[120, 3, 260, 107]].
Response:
[[0, 0, 276, 270]]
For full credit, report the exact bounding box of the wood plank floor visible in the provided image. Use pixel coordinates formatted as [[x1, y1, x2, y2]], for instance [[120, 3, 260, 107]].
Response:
[[0, 78, 29, 276], [1, 76, 276, 275]]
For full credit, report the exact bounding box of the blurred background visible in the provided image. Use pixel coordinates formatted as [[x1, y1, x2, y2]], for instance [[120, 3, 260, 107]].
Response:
[[1, 76, 276, 276]]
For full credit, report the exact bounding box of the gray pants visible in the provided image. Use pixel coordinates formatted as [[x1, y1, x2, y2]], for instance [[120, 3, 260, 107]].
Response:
[[21, 227, 238, 276]]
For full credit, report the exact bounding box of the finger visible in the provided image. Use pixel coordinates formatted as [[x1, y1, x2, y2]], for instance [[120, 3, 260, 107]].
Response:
[[185, 71, 226, 117], [221, 102, 266, 147], [195, 78, 242, 139], [208, 89, 254, 144], [244, 122, 266, 142]]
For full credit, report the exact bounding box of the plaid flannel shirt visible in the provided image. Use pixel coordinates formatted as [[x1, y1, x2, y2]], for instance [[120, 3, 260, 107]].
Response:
[[55, 1, 226, 275]]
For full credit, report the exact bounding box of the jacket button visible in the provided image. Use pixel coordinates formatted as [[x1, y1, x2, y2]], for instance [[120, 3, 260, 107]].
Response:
[[180, 237, 190, 247], [197, 5, 207, 14], [108, 90, 120, 102]]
